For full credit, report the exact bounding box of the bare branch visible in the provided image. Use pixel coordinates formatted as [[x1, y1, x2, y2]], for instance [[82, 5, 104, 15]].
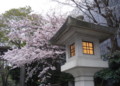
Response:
[[71, 0, 98, 23], [52, 0, 75, 7]]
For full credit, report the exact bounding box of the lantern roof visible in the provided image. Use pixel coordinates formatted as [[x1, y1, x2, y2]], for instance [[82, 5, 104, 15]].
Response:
[[50, 16, 116, 45]]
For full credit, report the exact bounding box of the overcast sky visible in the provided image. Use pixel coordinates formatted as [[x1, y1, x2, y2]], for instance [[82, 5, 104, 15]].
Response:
[[0, 0, 73, 14]]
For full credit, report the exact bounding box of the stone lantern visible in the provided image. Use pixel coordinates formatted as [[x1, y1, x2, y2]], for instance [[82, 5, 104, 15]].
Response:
[[50, 16, 115, 86]]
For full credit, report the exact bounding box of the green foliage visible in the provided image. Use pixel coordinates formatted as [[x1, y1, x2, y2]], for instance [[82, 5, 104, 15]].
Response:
[[3, 6, 32, 19], [0, 15, 7, 27], [109, 51, 120, 70], [0, 60, 11, 86], [95, 51, 120, 85], [0, 22, 6, 27], [0, 31, 9, 43], [0, 16, 9, 44], [9, 68, 20, 84], [57, 72, 74, 85], [95, 68, 120, 83]]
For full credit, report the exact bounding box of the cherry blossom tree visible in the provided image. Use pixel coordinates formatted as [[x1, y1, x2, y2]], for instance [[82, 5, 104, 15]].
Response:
[[2, 7, 66, 85], [3, 13, 65, 67]]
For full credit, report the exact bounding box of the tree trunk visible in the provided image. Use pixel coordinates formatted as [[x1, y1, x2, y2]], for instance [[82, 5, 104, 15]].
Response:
[[110, 35, 120, 53], [20, 66, 25, 86]]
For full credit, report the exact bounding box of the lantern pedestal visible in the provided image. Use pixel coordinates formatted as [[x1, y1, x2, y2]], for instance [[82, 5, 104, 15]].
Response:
[[75, 76, 94, 86], [61, 58, 108, 86]]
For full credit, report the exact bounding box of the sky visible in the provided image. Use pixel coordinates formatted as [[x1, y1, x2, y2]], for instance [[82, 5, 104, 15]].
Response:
[[0, 0, 73, 14]]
